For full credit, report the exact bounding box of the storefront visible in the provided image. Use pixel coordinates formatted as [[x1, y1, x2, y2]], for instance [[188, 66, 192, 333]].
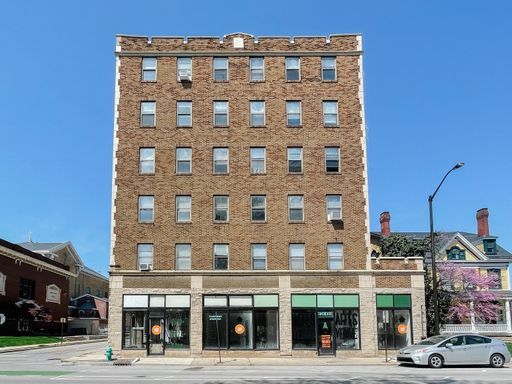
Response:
[[291, 294, 360, 355], [376, 294, 412, 350]]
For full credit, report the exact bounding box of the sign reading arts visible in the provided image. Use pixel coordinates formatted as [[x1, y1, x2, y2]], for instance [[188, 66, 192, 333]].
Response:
[[46, 284, 61, 304]]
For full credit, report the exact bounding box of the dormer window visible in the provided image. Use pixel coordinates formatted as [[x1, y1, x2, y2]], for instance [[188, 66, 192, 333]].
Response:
[[446, 246, 466, 261], [483, 239, 497, 255]]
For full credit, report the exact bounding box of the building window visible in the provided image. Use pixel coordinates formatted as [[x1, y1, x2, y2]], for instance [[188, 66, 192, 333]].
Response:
[[166, 309, 190, 349], [213, 101, 229, 127], [176, 244, 191, 270], [287, 147, 303, 173], [177, 57, 192, 81], [286, 101, 302, 126], [213, 147, 229, 174], [213, 244, 229, 270], [139, 147, 155, 175], [250, 57, 264, 81], [213, 195, 229, 222], [213, 57, 228, 81], [252, 244, 267, 270], [292, 309, 316, 348], [321, 57, 336, 81], [487, 269, 502, 289], [323, 101, 338, 127], [326, 195, 342, 221], [288, 195, 304, 222], [285, 57, 300, 81], [251, 195, 266, 222], [250, 101, 265, 126], [19, 278, 35, 300], [176, 147, 192, 174], [325, 147, 340, 173], [86, 287, 91, 294], [138, 195, 154, 223], [176, 195, 191, 222], [289, 243, 305, 270], [328, 243, 344, 270], [137, 244, 153, 270], [142, 57, 157, 82], [376, 294, 412, 350], [140, 101, 156, 127], [123, 310, 147, 349], [483, 239, 497, 255], [250, 147, 266, 174], [0, 272, 6, 296], [446, 246, 466, 261], [177, 101, 192, 127]]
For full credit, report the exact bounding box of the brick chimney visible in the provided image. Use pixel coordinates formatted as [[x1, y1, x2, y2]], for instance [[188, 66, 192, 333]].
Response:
[[380, 211, 391, 238], [476, 208, 489, 237]]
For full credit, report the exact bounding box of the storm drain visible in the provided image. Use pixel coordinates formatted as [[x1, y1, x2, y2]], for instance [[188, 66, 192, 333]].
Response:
[[113, 359, 133, 366], [185, 367, 204, 371]]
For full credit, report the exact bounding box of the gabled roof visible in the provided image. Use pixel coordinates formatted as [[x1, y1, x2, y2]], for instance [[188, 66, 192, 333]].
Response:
[[18, 241, 84, 267], [82, 266, 108, 281], [0, 238, 70, 271]]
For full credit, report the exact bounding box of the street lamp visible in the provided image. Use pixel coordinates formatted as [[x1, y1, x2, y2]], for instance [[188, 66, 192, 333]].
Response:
[[429, 162, 464, 335]]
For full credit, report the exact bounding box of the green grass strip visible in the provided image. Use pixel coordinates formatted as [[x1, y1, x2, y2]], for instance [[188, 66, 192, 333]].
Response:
[[0, 336, 60, 347]]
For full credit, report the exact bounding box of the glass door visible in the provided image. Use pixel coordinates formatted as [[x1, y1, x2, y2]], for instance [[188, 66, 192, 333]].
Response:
[[317, 311, 335, 355], [148, 317, 165, 355]]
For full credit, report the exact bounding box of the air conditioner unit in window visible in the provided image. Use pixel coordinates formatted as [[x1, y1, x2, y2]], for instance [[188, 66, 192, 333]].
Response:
[[328, 213, 342, 223], [178, 70, 192, 82], [139, 263, 152, 271]]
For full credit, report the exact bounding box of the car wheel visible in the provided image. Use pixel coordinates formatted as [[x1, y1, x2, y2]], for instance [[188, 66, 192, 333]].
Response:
[[428, 354, 444, 368], [490, 353, 505, 368]]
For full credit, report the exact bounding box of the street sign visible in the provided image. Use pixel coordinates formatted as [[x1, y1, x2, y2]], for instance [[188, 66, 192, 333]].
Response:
[[60, 317, 67, 323], [0, 314, 5, 325]]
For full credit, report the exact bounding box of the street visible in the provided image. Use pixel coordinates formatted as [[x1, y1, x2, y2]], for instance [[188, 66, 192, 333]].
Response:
[[0, 342, 510, 383]]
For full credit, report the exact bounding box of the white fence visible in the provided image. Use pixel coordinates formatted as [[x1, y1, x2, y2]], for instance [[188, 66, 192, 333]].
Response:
[[442, 324, 510, 334]]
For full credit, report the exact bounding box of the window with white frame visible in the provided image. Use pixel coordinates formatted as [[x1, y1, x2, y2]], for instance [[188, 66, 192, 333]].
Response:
[[176, 243, 191, 270], [213, 195, 229, 222], [326, 195, 342, 221], [285, 57, 300, 81], [176, 195, 191, 222], [142, 57, 157, 82], [250, 57, 264, 81], [213, 57, 228, 81], [177, 101, 192, 127], [213, 101, 229, 127], [140, 101, 156, 127], [286, 101, 302, 126], [252, 244, 267, 270], [288, 195, 304, 221], [250, 101, 265, 126], [323, 101, 338, 127], [177, 57, 192, 80], [328, 243, 343, 270], [213, 244, 229, 270], [251, 195, 266, 222], [289, 243, 305, 270], [138, 195, 154, 223], [139, 147, 155, 174], [176, 147, 192, 174], [325, 147, 340, 173], [287, 147, 303, 173], [213, 147, 229, 174], [137, 243, 153, 270], [321, 57, 336, 81], [250, 147, 266, 174], [0, 272, 6, 296]]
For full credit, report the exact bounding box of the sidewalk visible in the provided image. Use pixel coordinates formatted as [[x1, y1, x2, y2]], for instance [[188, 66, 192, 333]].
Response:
[[0, 336, 107, 354]]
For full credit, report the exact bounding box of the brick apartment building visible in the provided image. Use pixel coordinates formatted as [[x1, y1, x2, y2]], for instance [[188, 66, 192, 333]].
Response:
[[109, 32, 425, 357]]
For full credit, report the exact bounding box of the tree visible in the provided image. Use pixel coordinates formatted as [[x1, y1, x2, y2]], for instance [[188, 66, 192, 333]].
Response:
[[424, 265, 451, 337], [379, 234, 431, 258]]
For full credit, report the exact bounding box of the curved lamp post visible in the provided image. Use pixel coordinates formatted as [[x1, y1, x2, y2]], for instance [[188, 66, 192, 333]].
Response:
[[429, 162, 464, 335]]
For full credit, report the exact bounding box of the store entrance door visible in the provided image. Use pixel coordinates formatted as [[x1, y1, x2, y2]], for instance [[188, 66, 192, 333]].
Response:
[[148, 317, 165, 355], [317, 311, 335, 356]]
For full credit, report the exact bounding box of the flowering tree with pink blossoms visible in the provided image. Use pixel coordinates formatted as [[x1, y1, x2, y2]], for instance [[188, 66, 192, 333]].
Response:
[[438, 263, 501, 322]]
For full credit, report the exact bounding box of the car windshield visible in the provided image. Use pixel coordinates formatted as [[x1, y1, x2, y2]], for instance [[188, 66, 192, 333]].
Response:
[[416, 336, 447, 345]]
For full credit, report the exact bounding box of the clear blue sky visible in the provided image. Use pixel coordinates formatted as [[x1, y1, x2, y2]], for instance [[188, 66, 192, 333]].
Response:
[[1, 1, 511, 275]]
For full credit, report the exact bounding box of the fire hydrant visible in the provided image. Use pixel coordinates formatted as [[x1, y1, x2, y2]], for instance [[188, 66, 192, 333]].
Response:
[[105, 346, 113, 361]]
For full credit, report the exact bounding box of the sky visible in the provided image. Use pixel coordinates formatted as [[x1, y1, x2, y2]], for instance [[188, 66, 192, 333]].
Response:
[[1, 1, 511, 275]]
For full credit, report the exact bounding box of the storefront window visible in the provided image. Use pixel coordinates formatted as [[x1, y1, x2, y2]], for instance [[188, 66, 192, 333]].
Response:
[[123, 310, 147, 349], [228, 310, 253, 349], [376, 294, 412, 350], [292, 309, 316, 348], [203, 310, 228, 349], [335, 309, 360, 350], [254, 310, 279, 349], [165, 309, 190, 349]]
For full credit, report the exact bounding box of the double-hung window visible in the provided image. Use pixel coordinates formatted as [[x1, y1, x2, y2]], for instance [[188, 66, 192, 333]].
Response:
[[250, 57, 264, 81], [176, 147, 192, 174], [251, 195, 266, 222], [326, 195, 342, 221], [213, 195, 229, 222], [176, 244, 191, 270], [213, 244, 229, 270], [285, 57, 300, 81], [138, 195, 154, 223], [177, 57, 192, 81], [288, 147, 303, 173], [142, 58, 157, 81], [213, 58, 228, 81], [137, 244, 153, 271], [328, 243, 344, 270], [250, 101, 265, 126], [286, 101, 302, 126], [250, 147, 266, 174], [213, 147, 229, 174], [323, 101, 338, 127], [177, 101, 192, 127], [321, 57, 336, 81], [325, 147, 340, 173], [288, 195, 304, 222], [289, 244, 305, 270], [252, 244, 267, 270], [141, 101, 156, 127], [176, 195, 191, 222], [213, 101, 229, 127], [139, 147, 155, 174]]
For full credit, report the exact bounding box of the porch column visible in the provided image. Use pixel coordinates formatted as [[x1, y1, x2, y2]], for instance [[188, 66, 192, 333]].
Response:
[[505, 300, 512, 333], [470, 301, 476, 332]]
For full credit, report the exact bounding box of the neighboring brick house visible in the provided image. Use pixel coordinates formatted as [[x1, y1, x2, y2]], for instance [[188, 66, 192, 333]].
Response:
[[109, 32, 425, 358], [0, 238, 73, 335], [68, 294, 108, 335]]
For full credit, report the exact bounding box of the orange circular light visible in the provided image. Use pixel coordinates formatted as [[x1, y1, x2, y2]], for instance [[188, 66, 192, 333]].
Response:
[[151, 324, 161, 335], [397, 324, 408, 335], [234, 323, 246, 335]]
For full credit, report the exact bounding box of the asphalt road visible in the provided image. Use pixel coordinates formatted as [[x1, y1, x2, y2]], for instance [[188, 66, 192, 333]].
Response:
[[0, 342, 510, 383]]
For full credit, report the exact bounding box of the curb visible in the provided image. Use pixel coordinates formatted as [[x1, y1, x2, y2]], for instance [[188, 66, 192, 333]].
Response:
[[0, 338, 107, 354]]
